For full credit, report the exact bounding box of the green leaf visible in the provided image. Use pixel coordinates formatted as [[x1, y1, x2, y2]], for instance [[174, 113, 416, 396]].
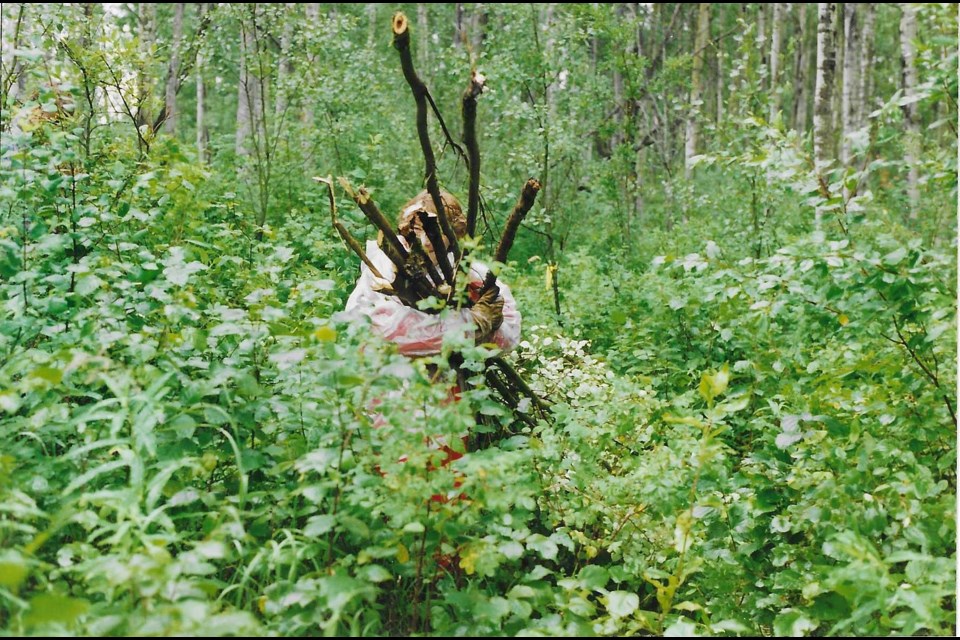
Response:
[[607, 590, 639, 619], [698, 364, 729, 405], [578, 564, 610, 591], [773, 609, 819, 637], [24, 594, 90, 628], [30, 366, 63, 385], [357, 564, 392, 583], [0, 556, 29, 589]]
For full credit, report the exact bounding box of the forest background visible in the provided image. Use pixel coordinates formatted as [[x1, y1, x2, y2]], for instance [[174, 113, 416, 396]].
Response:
[[0, 3, 957, 636]]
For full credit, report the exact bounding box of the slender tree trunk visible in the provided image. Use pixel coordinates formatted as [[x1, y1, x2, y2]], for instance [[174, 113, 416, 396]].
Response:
[[792, 4, 809, 132], [612, 4, 625, 150], [416, 4, 429, 71], [163, 3, 184, 135], [814, 3, 837, 226], [136, 2, 157, 129], [236, 8, 258, 157], [814, 3, 836, 170], [899, 3, 921, 219], [1, 4, 28, 107], [831, 3, 843, 153], [769, 3, 784, 122], [630, 3, 644, 223], [757, 3, 767, 70], [716, 46, 724, 125], [196, 3, 207, 160], [856, 3, 876, 128], [684, 3, 710, 180], [302, 3, 320, 141], [471, 6, 488, 56], [840, 3, 860, 166], [454, 3, 465, 50], [275, 3, 293, 121]]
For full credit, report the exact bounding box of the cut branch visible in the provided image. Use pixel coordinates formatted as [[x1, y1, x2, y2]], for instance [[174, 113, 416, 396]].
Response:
[[338, 177, 409, 262], [315, 176, 384, 280], [402, 228, 444, 288], [337, 177, 438, 302], [415, 210, 454, 286], [479, 178, 542, 296], [490, 357, 551, 415], [462, 70, 485, 237], [392, 11, 461, 262], [495, 178, 542, 264]]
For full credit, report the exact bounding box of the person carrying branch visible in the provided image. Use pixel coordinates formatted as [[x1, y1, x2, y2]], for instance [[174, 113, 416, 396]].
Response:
[[344, 189, 521, 358]]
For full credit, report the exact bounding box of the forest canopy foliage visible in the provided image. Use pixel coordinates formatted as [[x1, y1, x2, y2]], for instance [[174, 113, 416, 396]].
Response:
[[0, 3, 956, 636]]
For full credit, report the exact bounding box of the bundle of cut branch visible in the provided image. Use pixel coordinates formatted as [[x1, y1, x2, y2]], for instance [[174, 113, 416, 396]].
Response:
[[316, 11, 550, 426]]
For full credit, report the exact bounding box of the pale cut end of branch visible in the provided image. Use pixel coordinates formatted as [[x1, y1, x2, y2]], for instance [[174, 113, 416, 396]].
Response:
[[392, 12, 409, 41], [469, 70, 486, 96]]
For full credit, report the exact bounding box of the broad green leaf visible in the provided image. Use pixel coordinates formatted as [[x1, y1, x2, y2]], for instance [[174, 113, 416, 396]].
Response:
[[24, 594, 90, 627], [607, 590, 639, 619]]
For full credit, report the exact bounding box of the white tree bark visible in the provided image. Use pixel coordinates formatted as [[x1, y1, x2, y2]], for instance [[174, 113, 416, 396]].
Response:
[[417, 4, 429, 70], [454, 3, 465, 49], [856, 3, 876, 128], [832, 7, 843, 145], [769, 3, 784, 122], [684, 3, 710, 180], [899, 3, 920, 218], [813, 3, 836, 172], [236, 8, 261, 157], [196, 3, 207, 159], [716, 47, 724, 125], [813, 3, 837, 227], [792, 3, 809, 132], [301, 3, 320, 153], [1, 4, 27, 103], [275, 3, 294, 121], [840, 3, 860, 166], [136, 2, 157, 128], [163, 3, 184, 135]]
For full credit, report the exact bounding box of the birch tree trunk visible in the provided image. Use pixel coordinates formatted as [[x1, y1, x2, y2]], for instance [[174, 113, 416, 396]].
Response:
[[1, 3, 27, 106], [470, 6, 488, 57], [454, 3, 465, 50], [136, 2, 157, 129], [769, 3, 784, 122], [275, 3, 293, 121], [813, 3, 836, 172], [757, 3, 766, 61], [631, 3, 645, 222], [416, 4, 429, 71], [236, 8, 260, 157], [840, 3, 860, 166], [301, 3, 320, 140], [792, 3, 809, 132], [196, 3, 207, 160], [856, 3, 876, 128], [684, 3, 710, 180], [163, 3, 184, 135], [814, 3, 837, 226], [831, 4, 843, 151], [899, 3, 920, 218], [716, 46, 724, 125]]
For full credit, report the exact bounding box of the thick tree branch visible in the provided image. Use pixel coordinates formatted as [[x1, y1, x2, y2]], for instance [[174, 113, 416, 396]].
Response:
[[392, 12, 461, 262], [315, 176, 385, 280], [462, 70, 485, 237]]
